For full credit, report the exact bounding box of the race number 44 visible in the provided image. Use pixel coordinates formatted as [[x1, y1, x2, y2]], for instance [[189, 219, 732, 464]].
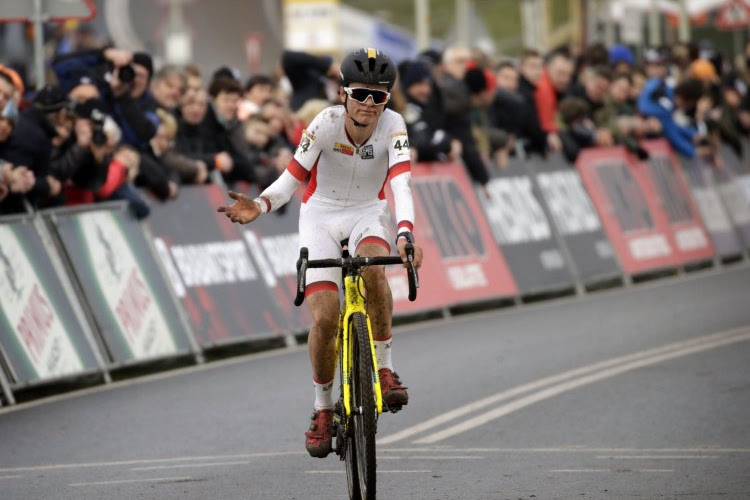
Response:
[[392, 134, 410, 159]]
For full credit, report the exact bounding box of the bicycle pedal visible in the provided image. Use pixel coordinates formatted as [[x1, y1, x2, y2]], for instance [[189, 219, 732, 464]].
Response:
[[384, 403, 402, 414]]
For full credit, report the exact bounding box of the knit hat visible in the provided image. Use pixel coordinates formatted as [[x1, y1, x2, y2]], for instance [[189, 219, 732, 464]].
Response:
[[464, 67, 487, 94], [33, 84, 69, 113], [689, 59, 718, 82], [418, 49, 442, 67], [609, 44, 634, 66], [0, 65, 24, 96], [132, 51, 154, 78], [401, 61, 431, 89]]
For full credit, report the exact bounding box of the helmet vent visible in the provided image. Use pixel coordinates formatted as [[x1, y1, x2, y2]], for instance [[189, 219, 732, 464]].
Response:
[[368, 56, 376, 72], [379, 63, 389, 76], [355, 60, 365, 74]]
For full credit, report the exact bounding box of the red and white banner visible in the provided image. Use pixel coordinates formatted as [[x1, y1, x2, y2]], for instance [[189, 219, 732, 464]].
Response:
[[637, 140, 714, 264], [78, 211, 178, 358], [386, 162, 518, 312], [576, 147, 684, 274], [0, 226, 84, 379]]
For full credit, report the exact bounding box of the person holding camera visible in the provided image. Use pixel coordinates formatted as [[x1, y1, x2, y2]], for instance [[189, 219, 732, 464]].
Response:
[[52, 46, 159, 153], [65, 98, 150, 218]]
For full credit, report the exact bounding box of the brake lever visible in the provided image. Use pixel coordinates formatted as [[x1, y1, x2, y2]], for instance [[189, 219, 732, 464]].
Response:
[[405, 242, 419, 301], [294, 247, 309, 306]]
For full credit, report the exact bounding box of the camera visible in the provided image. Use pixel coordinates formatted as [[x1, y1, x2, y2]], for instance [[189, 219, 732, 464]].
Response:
[[73, 100, 108, 146], [106, 61, 135, 84], [117, 64, 135, 84], [90, 109, 107, 146]]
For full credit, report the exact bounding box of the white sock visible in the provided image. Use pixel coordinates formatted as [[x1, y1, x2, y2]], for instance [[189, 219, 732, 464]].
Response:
[[374, 336, 393, 371], [313, 379, 334, 410]]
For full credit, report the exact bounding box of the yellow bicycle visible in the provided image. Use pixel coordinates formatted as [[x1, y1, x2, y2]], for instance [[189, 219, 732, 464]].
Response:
[[294, 242, 418, 500]]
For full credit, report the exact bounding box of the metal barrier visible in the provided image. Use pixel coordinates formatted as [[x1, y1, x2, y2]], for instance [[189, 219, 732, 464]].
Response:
[[3, 139, 750, 405]]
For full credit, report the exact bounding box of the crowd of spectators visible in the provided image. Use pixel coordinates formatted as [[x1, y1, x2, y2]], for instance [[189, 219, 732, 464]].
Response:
[[2, 22, 750, 217]]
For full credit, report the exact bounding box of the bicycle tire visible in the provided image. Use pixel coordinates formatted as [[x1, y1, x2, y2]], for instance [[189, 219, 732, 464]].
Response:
[[348, 312, 377, 500], [343, 339, 359, 500]]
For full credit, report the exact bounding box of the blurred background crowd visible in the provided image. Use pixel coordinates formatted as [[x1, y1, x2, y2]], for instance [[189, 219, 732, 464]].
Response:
[[2, 3, 750, 217]]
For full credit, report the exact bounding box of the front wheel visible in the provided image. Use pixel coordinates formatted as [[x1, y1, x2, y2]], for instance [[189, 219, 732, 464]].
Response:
[[344, 312, 377, 500]]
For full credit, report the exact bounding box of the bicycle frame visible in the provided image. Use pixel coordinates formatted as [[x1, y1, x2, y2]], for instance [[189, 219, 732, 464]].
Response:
[[339, 272, 383, 417]]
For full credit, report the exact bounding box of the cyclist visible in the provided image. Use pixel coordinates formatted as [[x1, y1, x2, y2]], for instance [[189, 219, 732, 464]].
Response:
[[218, 48, 424, 458]]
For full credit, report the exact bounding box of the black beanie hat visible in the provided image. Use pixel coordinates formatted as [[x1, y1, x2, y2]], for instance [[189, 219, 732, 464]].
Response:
[[33, 84, 69, 113], [132, 52, 154, 78], [401, 61, 432, 90], [463, 68, 488, 95]]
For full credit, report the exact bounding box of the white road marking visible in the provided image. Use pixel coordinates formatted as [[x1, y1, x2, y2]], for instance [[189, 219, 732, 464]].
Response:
[[413, 327, 750, 444], [3, 447, 741, 476], [305, 470, 432, 474], [596, 455, 719, 460], [379, 456, 483, 460], [379, 326, 750, 445], [131, 461, 251, 471], [0, 452, 304, 473], [69, 476, 192, 487], [551, 469, 673, 473], [420, 447, 750, 454]]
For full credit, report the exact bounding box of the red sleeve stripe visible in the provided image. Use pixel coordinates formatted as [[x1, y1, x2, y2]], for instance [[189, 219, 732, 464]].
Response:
[[398, 220, 414, 232], [304, 280, 339, 298], [388, 161, 411, 180], [287, 159, 309, 181], [259, 196, 271, 213]]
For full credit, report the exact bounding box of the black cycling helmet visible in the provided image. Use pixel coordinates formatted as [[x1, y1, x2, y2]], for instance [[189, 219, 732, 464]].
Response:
[[340, 47, 397, 91]]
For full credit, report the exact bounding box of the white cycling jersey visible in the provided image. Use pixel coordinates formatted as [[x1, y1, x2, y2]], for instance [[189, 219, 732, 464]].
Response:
[[256, 105, 415, 235]]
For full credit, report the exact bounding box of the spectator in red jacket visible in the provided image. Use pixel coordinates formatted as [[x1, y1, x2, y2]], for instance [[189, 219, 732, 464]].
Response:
[[535, 51, 574, 152]]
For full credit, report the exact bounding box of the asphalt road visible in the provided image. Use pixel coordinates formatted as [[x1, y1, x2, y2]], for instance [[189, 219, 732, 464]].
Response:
[[1, 264, 749, 500]]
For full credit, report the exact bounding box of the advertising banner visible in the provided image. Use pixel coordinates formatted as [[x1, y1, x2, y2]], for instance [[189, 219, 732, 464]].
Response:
[[387, 162, 518, 312], [244, 191, 313, 331], [0, 216, 101, 386], [679, 155, 744, 258], [576, 147, 683, 274], [638, 140, 715, 264], [145, 185, 299, 346], [715, 144, 750, 248], [534, 154, 622, 284], [476, 157, 575, 295], [49, 206, 194, 363]]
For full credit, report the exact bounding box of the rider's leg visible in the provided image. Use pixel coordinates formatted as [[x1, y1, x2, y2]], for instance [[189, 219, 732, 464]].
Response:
[[304, 285, 339, 458], [306, 286, 340, 406], [356, 240, 408, 407], [355, 240, 393, 342]]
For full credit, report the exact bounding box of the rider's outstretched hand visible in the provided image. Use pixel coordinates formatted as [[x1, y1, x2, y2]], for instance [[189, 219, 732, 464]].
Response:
[[217, 190, 261, 224]]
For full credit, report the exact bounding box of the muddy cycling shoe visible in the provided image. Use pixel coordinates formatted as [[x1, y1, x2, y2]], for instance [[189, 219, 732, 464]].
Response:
[[305, 409, 334, 458], [379, 368, 408, 409]]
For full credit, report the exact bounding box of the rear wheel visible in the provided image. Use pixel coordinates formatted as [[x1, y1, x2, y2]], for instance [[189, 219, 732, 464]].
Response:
[[345, 312, 377, 500]]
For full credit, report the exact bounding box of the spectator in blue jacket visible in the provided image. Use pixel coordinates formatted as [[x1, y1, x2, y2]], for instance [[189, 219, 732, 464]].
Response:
[[637, 77, 707, 158]]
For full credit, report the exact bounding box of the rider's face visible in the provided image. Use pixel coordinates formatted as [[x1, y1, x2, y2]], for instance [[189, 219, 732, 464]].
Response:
[[341, 82, 389, 126]]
